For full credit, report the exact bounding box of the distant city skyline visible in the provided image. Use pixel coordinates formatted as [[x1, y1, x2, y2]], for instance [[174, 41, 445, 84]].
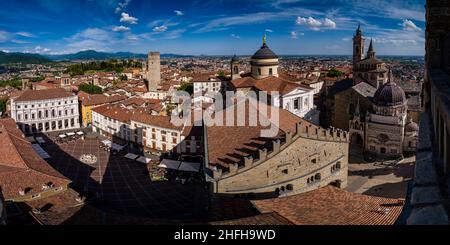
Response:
[[0, 0, 426, 56]]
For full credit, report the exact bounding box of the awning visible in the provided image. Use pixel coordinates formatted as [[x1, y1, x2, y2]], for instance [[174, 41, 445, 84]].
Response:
[[178, 161, 201, 173], [32, 144, 50, 159], [112, 143, 125, 151], [77, 131, 84, 135], [67, 132, 76, 136], [101, 140, 112, 146], [136, 156, 151, 164], [26, 136, 36, 143], [124, 153, 139, 160], [58, 134, 66, 138], [158, 159, 181, 170], [35, 137, 46, 144]]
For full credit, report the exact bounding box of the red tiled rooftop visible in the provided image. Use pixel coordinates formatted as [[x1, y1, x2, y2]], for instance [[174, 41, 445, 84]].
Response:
[[91, 104, 134, 123], [78, 91, 126, 106], [252, 186, 405, 225], [232, 76, 312, 95], [210, 212, 294, 225], [0, 119, 70, 200], [14, 88, 74, 102]]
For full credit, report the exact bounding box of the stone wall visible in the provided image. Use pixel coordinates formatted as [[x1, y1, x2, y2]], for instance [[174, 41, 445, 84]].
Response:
[[212, 122, 349, 196], [407, 112, 448, 224], [333, 88, 372, 131]]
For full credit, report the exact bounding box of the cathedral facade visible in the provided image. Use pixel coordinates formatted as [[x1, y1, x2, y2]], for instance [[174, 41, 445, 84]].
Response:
[[349, 72, 419, 157], [347, 25, 419, 157]]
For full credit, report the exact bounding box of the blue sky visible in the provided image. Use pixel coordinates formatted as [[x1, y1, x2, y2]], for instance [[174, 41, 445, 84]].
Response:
[[0, 0, 426, 56]]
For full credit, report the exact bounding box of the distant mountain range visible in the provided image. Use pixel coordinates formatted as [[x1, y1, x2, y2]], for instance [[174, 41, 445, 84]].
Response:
[[45, 50, 192, 61], [0, 51, 52, 64], [0, 50, 192, 64]]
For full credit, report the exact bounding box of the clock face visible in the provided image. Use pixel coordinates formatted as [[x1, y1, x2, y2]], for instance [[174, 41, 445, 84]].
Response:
[[377, 134, 390, 143]]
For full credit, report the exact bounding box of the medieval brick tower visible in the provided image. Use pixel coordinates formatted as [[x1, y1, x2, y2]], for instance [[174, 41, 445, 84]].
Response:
[[143, 52, 161, 92]]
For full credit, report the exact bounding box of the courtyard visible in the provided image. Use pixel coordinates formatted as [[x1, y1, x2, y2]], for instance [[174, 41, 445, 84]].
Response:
[[35, 133, 209, 220], [346, 146, 415, 200]]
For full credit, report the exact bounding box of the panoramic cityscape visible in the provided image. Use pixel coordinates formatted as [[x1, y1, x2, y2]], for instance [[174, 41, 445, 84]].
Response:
[[0, 0, 449, 231]]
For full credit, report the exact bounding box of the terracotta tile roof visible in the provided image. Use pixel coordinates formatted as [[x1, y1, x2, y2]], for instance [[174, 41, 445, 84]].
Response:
[[131, 112, 184, 131], [14, 88, 74, 102], [252, 186, 405, 225], [232, 76, 312, 95], [78, 91, 126, 106], [0, 119, 70, 199], [120, 97, 147, 107], [206, 100, 302, 169], [210, 212, 295, 225], [92, 104, 134, 123]]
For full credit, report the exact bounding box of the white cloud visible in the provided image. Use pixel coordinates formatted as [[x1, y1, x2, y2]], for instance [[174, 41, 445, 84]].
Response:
[[323, 18, 336, 29], [164, 29, 186, 40], [193, 7, 321, 33], [174, 10, 184, 16], [296, 16, 336, 31], [153, 25, 168, 32], [401, 19, 421, 31], [34, 46, 51, 53], [115, 0, 132, 14], [16, 32, 35, 38], [290, 31, 298, 39], [112, 26, 131, 32], [120, 12, 138, 24], [231, 34, 240, 39], [0, 31, 13, 43], [265, 29, 273, 33]]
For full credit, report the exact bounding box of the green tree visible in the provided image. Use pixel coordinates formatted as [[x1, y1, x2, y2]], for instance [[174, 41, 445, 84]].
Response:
[[178, 83, 194, 95], [0, 97, 8, 116], [78, 83, 103, 94], [0, 77, 22, 89], [119, 74, 128, 81], [327, 68, 344, 78]]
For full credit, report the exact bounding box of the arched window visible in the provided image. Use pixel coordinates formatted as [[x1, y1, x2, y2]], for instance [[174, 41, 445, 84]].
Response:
[[286, 184, 293, 191], [315, 173, 321, 181], [233, 66, 238, 74], [258, 68, 261, 76], [38, 111, 42, 119]]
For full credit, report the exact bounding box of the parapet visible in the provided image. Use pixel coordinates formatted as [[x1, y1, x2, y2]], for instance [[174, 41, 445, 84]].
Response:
[[212, 120, 349, 179]]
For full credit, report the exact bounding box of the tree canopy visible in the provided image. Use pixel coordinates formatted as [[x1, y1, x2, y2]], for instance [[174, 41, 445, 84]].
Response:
[[178, 83, 194, 95], [327, 68, 344, 78], [78, 83, 103, 94]]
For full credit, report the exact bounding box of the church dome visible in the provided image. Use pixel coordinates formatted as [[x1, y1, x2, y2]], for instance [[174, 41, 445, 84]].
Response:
[[373, 81, 406, 107], [405, 120, 419, 132], [251, 43, 278, 60]]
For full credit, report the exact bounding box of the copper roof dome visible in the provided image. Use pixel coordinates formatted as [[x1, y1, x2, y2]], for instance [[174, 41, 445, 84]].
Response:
[[251, 36, 278, 60]]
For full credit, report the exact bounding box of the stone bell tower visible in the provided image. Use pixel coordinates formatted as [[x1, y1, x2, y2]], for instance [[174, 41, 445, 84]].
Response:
[[353, 24, 365, 70], [231, 55, 240, 80]]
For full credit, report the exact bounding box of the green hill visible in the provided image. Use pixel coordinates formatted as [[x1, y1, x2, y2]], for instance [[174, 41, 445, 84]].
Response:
[[0, 51, 52, 64]]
